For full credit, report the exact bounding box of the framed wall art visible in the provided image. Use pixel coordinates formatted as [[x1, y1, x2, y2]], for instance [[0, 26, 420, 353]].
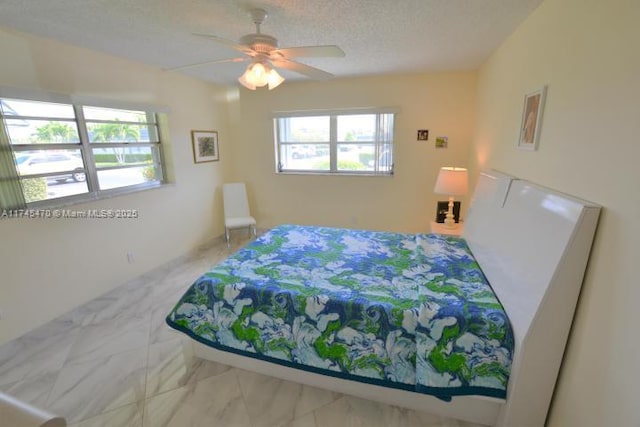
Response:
[[191, 130, 219, 163], [517, 86, 547, 150], [435, 136, 448, 149]]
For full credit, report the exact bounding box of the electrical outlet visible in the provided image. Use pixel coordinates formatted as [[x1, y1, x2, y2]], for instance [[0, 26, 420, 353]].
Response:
[[126, 252, 135, 264]]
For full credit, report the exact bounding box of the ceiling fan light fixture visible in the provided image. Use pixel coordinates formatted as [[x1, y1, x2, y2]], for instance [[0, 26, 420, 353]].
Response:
[[239, 60, 285, 90]]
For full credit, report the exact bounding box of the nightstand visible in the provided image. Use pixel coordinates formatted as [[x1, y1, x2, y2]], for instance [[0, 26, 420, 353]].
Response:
[[430, 220, 464, 236]]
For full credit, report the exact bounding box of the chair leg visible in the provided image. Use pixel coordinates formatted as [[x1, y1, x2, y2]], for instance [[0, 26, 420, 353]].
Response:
[[252, 224, 257, 238], [225, 227, 230, 248]]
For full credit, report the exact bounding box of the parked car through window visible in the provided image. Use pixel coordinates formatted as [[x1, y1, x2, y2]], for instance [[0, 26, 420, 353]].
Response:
[[15, 152, 86, 182]]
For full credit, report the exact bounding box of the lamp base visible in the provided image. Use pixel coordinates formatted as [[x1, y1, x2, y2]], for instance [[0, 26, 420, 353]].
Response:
[[443, 196, 457, 229]]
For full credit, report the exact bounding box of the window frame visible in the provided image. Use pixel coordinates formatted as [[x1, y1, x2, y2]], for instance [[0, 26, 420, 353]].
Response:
[[0, 92, 167, 208], [273, 108, 397, 176]]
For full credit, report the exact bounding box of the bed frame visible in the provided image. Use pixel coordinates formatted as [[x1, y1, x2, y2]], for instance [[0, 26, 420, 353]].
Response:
[[183, 170, 601, 427]]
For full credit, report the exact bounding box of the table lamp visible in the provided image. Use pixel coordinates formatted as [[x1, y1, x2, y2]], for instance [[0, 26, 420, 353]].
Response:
[[434, 167, 468, 228]]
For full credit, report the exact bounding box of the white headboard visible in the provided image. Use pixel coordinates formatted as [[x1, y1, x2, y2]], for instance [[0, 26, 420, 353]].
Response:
[[463, 170, 601, 426]]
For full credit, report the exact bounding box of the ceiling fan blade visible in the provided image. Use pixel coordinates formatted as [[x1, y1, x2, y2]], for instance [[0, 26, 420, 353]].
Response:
[[272, 45, 345, 58], [271, 58, 334, 80], [192, 33, 255, 56], [165, 57, 248, 72]]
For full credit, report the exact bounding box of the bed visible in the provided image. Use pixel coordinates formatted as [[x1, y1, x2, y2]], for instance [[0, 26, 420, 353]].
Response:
[[166, 170, 601, 427]]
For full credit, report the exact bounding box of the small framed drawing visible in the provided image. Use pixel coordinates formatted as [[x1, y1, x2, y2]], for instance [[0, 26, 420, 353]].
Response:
[[435, 136, 448, 149], [191, 130, 219, 163], [517, 86, 547, 150], [417, 129, 429, 141]]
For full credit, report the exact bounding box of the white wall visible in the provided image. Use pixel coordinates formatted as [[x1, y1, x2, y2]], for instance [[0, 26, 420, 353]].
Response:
[[0, 27, 232, 344], [227, 73, 476, 234], [472, 0, 640, 425]]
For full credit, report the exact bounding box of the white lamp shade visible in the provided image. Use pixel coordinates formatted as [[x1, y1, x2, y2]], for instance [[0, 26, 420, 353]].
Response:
[[267, 69, 285, 90], [434, 167, 468, 196], [238, 73, 256, 90], [247, 62, 270, 86]]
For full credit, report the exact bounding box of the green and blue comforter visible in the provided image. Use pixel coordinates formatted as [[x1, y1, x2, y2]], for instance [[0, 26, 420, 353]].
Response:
[[166, 224, 513, 400]]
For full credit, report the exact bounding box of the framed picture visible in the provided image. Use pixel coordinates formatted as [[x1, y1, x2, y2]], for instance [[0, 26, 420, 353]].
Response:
[[435, 136, 448, 149], [191, 130, 219, 163], [517, 86, 547, 150], [417, 129, 429, 141], [436, 201, 461, 223]]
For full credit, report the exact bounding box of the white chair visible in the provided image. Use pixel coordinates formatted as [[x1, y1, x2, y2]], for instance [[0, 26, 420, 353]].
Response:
[[222, 182, 257, 247]]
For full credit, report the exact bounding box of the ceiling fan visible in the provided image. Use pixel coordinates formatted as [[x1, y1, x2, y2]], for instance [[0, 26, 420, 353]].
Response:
[[168, 8, 345, 90]]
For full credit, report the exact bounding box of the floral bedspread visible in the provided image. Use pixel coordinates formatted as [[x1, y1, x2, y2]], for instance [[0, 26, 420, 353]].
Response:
[[166, 224, 513, 400]]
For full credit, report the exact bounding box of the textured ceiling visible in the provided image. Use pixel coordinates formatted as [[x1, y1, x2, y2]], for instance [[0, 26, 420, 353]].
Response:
[[0, 0, 542, 86]]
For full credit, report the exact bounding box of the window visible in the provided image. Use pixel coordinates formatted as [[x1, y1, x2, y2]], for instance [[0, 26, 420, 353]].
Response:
[[274, 109, 396, 175], [0, 97, 164, 206]]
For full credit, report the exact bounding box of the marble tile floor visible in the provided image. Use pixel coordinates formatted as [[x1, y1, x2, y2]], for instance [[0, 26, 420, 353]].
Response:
[[0, 234, 483, 427]]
